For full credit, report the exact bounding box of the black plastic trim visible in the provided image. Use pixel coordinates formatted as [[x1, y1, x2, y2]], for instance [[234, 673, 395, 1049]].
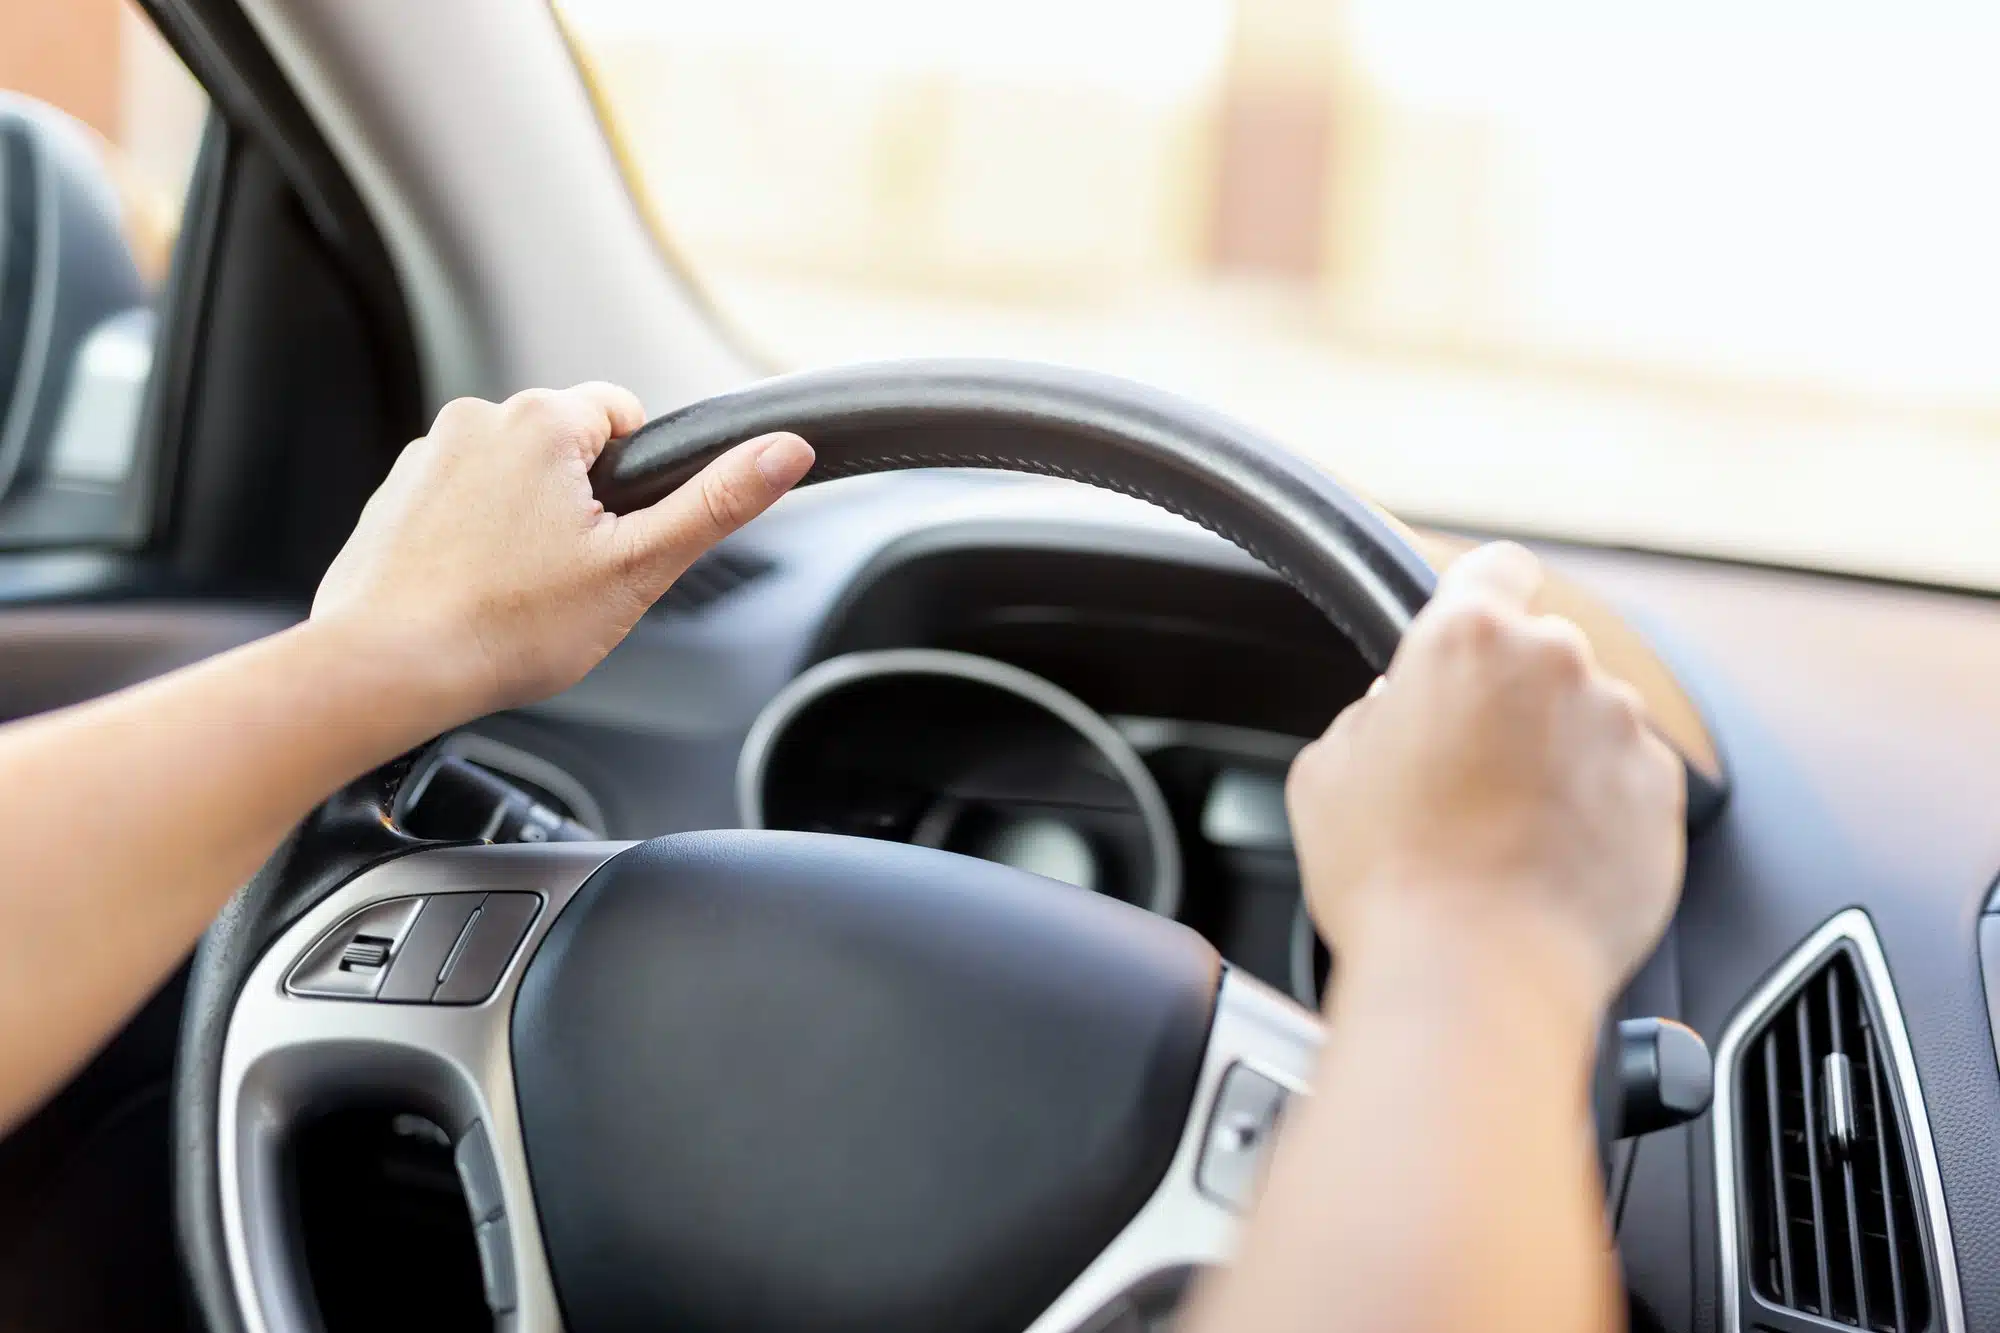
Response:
[[135, 0, 422, 553], [135, 115, 230, 551]]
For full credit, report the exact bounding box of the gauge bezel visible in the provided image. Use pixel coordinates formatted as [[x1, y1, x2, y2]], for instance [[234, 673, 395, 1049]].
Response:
[[737, 648, 1183, 919]]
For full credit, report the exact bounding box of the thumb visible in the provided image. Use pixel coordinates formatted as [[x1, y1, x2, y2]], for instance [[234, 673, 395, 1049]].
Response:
[[611, 432, 815, 577]]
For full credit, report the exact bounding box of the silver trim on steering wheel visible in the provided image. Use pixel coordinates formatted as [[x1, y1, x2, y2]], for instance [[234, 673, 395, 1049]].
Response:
[[217, 842, 1323, 1332], [218, 842, 630, 1333], [737, 648, 1185, 920], [1023, 966, 1322, 1331]]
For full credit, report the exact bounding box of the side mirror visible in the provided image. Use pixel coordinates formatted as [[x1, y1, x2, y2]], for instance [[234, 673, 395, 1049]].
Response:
[[0, 95, 149, 504]]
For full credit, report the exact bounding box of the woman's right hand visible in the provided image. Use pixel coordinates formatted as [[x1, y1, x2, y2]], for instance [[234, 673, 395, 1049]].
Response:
[[1285, 541, 1687, 1026]]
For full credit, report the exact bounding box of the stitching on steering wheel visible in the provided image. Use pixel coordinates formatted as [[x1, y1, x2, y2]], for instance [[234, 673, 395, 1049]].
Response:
[[805, 450, 1372, 658]]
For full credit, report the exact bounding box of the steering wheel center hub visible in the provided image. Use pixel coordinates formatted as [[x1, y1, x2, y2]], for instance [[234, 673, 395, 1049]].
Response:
[[510, 829, 1220, 1333]]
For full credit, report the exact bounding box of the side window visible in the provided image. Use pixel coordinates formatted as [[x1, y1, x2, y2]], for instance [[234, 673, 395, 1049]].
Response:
[[0, 2, 208, 547]]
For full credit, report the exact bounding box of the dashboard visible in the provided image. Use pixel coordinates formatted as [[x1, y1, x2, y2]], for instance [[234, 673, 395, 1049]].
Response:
[[739, 643, 1325, 1003], [424, 470, 2000, 1333]]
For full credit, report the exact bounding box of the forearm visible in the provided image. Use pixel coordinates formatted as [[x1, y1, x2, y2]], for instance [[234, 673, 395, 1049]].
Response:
[[1184, 898, 1617, 1333], [0, 619, 468, 1130]]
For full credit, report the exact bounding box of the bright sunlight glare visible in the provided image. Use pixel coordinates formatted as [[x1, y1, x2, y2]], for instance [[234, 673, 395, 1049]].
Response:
[[559, 0, 1236, 96]]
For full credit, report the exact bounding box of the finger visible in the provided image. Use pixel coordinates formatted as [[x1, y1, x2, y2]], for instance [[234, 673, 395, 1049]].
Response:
[[561, 381, 648, 461], [428, 395, 498, 441], [499, 386, 606, 462], [1314, 688, 1375, 752], [1596, 674, 1647, 724], [1325, 677, 1382, 735], [1429, 540, 1543, 615], [1289, 697, 1366, 808], [1523, 612, 1599, 680], [613, 432, 815, 574], [1642, 729, 1690, 818]]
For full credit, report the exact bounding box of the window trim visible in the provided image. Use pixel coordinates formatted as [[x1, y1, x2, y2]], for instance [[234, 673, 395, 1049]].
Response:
[[135, 0, 420, 560]]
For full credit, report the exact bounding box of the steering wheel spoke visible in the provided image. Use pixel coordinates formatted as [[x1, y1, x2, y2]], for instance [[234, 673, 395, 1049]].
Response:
[[217, 842, 629, 1333], [218, 835, 1326, 1333]]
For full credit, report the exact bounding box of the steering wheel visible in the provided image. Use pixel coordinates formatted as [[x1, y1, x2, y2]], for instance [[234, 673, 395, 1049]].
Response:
[[175, 359, 1564, 1332]]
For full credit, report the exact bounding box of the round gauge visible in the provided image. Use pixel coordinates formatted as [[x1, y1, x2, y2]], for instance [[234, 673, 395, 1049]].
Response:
[[964, 815, 1099, 892], [738, 648, 1180, 917]]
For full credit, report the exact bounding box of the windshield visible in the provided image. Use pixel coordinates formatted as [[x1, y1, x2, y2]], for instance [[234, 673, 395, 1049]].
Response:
[[560, 0, 2000, 590]]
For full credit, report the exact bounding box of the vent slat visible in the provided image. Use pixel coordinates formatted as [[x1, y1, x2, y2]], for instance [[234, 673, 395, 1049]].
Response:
[[1741, 947, 1929, 1333], [1796, 997, 1834, 1312], [1761, 1030, 1796, 1305], [1863, 1020, 1912, 1332], [1829, 970, 1872, 1324], [651, 549, 775, 616]]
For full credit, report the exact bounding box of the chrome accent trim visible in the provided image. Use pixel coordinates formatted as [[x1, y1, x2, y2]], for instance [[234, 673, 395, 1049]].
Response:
[[1024, 968, 1323, 1332], [737, 648, 1184, 919], [219, 841, 632, 1333], [1822, 1052, 1856, 1159], [1711, 907, 1963, 1333]]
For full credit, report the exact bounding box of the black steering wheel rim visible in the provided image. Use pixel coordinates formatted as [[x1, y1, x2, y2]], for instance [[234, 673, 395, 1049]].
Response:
[[176, 358, 1444, 1333], [591, 358, 1437, 671]]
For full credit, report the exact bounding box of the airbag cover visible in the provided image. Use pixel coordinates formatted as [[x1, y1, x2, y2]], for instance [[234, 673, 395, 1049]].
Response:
[[511, 829, 1220, 1333]]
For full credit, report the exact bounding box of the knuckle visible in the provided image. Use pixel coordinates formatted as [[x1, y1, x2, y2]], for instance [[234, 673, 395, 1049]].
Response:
[[1429, 597, 1508, 652], [1531, 626, 1591, 683], [507, 388, 594, 452], [1602, 679, 1646, 727], [506, 387, 562, 420], [432, 396, 491, 436]]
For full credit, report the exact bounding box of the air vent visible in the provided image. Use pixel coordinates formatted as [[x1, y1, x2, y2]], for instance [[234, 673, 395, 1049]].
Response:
[[651, 548, 773, 616], [1739, 945, 1931, 1331]]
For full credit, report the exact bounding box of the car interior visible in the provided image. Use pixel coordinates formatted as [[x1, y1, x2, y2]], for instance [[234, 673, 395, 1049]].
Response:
[[3, 2, 1999, 1332]]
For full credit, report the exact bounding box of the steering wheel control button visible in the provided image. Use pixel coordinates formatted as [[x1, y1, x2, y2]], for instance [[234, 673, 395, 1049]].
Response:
[[473, 1214, 517, 1314], [378, 893, 484, 1002], [433, 892, 543, 1004], [1196, 1062, 1289, 1212], [454, 1121, 507, 1227], [284, 897, 426, 1000]]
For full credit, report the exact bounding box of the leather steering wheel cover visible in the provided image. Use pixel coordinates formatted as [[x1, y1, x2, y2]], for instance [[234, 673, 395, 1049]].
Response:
[[592, 358, 1436, 670]]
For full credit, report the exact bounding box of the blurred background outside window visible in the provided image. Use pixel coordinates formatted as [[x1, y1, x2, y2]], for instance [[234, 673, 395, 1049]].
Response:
[[563, 0, 2000, 589], [0, 0, 206, 545]]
